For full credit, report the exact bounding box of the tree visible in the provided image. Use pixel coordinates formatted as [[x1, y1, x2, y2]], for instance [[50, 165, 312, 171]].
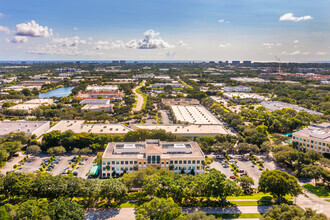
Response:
[[300, 164, 324, 183], [100, 178, 127, 205], [261, 203, 327, 220], [16, 200, 45, 220], [260, 141, 272, 152], [306, 150, 323, 164], [239, 176, 254, 194], [258, 170, 302, 203], [136, 198, 182, 220], [26, 145, 41, 155], [47, 146, 66, 155], [47, 200, 85, 220]]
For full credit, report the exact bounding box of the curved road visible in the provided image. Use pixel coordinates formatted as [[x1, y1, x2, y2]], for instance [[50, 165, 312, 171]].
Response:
[[132, 80, 145, 112]]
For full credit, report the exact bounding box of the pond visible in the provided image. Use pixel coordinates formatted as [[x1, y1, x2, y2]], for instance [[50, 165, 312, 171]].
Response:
[[39, 87, 74, 98]]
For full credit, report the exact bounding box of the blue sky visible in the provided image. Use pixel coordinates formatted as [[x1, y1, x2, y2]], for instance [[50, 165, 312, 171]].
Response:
[[0, 0, 329, 61]]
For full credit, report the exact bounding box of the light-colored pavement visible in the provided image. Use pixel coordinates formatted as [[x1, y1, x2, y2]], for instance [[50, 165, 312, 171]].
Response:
[[51, 155, 72, 176], [77, 155, 96, 179], [18, 155, 47, 173], [182, 206, 271, 214], [295, 188, 330, 217], [160, 110, 170, 125], [85, 206, 270, 220], [0, 152, 25, 174], [132, 81, 145, 112], [85, 208, 135, 220]]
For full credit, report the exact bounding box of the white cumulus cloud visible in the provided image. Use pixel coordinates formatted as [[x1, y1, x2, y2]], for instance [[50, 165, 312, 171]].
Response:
[[134, 29, 174, 49], [73, 27, 78, 31], [15, 20, 53, 37], [315, 51, 326, 55], [279, 13, 313, 22], [262, 43, 282, 49], [178, 40, 186, 47], [219, 43, 231, 48], [294, 40, 299, 43], [52, 36, 86, 47], [11, 36, 28, 43], [0, 26, 10, 34]]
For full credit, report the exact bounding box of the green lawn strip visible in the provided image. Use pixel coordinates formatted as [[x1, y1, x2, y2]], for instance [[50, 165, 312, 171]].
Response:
[[303, 183, 330, 198], [325, 199, 330, 202], [209, 213, 262, 219], [178, 79, 193, 89]]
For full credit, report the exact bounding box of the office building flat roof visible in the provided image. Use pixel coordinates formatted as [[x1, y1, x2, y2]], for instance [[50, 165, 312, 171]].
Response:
[[293, 123, 330, 141], [171, 105, 221, 125], [103, 140, 205, 159], [261, 101, 323, 116], [135, 124, 230, 135], [46, 120, 132, 135], [0, 121, 49, 136]]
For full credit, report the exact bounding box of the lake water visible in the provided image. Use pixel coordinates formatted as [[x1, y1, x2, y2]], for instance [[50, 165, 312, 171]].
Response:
[[39, 87, 74, 98]]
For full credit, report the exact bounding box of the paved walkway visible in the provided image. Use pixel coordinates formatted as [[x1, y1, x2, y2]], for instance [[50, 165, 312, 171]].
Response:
[[295, 189, 330, 217], [182, 206, 271, 214], [0, 152, 25, 174], [85, 206, 270, 220], [132, 81, 145, 112]]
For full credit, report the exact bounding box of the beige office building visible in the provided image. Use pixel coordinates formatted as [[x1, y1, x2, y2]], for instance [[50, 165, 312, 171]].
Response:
[[292, 123, 330, 153], [101, 139, 205, 177]]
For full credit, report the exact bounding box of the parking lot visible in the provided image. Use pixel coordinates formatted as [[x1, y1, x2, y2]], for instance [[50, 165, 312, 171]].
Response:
[[208, 153, 278, 187], [2, 153, 97, 178], [18, 155, 49, 173]]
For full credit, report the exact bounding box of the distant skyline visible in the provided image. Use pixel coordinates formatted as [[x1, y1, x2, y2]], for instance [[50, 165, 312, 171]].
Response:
[[0, 0, 329, 62]]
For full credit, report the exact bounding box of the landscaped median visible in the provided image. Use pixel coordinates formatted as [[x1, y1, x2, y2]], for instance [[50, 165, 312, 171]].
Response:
[[303, 183, 330, 198]]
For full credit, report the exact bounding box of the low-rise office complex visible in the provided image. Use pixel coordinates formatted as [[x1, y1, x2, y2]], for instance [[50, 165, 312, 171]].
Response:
[[101, 139, 205, 177], [80, 99, 112, 112], [223, 86, 251, 92], [171, 105, 221, 125], [261, 101, 323, 116], [7, 99, 54, 112], [134, 124, 231, 140], [292, 123, 330, 153], [223, 92, 265, 103], [162, 98, 200, 106], [45, 120, 132, 135], [0, 121, 50, 137], [85, 85, 119, 92]]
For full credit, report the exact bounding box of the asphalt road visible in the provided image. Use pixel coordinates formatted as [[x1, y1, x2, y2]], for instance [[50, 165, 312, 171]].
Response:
[[160, 110, 170, 125], [0, 152, 25, 174]]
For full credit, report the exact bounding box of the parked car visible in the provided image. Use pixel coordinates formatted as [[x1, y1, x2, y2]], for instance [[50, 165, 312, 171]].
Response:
[[73, 171, 78, 176], [239, 169, 245, 173], [223, 164, 229, 168]]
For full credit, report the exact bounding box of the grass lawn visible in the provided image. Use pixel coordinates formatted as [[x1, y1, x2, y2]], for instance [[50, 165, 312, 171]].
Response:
[[303, 183, 330, 198], [178, 79, 193, 89], [210, 213, 262, 219], [325, 199, 330, 202], [227, 192, 275, 200]]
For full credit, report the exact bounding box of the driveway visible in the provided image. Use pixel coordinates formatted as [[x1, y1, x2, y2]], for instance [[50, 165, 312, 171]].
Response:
[[77, 155, 96, 179], [0, 152, 25, 174], [132, 81, 145, 112], [160, 110, 170, 125]]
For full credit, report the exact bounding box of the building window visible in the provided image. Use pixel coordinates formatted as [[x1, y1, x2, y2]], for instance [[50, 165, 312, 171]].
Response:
[[130, 161, 133, 165], [157, 156, 160, 164], [170, 160, 173, 164], [166, 161, 169, 165], [175, 160, 178, 164], [134, 161, 137, 164], [192, 160, 195, 164], [139, 162, 141, 165], [183, 160, 187, 164], [103, 161, 106, 165], [116, 161, 119, 165], [179, 160, 182, 164], [125, 161, 128, 165], [112, 161, 115, 165], [148, 156, 151, 164], [188, 160, 191, 164], [102, 167, 105, 171], [112, 167, 114, 171], [311, 140, 314, 143], [107, 161, 110, 165], [162, 161, 164, 164], [121, 161, 124, 165], [307, 139, 310, 143], [197, 160, 200, 164]]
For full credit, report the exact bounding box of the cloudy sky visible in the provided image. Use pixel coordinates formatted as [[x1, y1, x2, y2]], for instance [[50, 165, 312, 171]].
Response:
[[0, 0, 329, 62]]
